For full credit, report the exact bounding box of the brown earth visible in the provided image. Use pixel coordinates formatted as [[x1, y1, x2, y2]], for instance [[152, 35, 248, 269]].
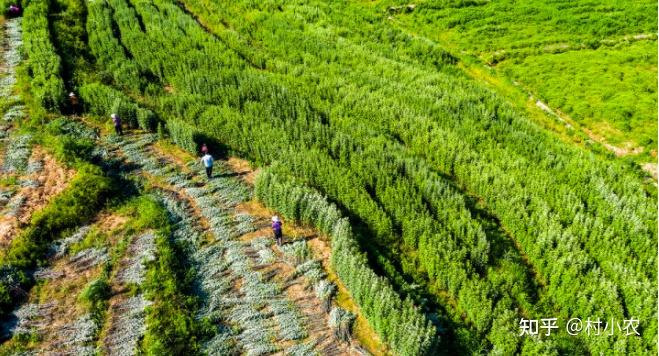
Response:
[[0, 148, 75, 248]]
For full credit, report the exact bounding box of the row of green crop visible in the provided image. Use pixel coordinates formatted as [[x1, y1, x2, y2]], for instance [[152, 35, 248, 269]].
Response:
[[79, 82, 156, 131], [85, 0, 143, 92], [77, 0, 656, 353], [255, 167, 437, 355], [22, 0, 65, 111], [124, 196, 208, 355]]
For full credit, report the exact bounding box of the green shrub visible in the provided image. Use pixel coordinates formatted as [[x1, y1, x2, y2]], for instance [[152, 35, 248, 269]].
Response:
[[79, 278, 111, 309], [42, 134, 94, 164]]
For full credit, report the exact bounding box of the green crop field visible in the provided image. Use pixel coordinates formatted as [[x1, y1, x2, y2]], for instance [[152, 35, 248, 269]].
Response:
[[377, 0, 658, 161], [499, 40, 657, 149], [0, 0, 655, 355]]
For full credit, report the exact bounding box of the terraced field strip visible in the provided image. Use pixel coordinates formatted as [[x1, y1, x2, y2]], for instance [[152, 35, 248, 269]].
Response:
[[0, 17, 24, 212], [0, 17, 77, 251], [113, 133, 364, 355], [103, 231, 156, 355], [0, 214, 126, 354], [0, 17, 23, 160]]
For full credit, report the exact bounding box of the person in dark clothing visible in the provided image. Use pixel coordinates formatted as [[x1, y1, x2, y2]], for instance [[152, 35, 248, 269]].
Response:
[[272, 216, 283, 246], [8, 4, 20, 17], [111, 113, 123, 135], [68, 92, 79, 114]]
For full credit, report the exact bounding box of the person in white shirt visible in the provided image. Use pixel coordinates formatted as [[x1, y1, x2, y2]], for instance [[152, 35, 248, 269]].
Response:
[[201, 153, 214, 179]]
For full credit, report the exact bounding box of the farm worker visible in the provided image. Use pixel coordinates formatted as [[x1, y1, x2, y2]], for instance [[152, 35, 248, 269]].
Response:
[[111, 113, 123, 136], [201, 143, 208, 155], [68, 92, 79, 114], [8, 4, 20, 16], [272, 216, 283, 246], [201, 153, 214, 179]]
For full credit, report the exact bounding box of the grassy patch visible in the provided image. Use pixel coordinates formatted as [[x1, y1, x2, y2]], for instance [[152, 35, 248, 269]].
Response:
[[499, 40, 657, 150], [0, 175, 19, 187], [380, 0, 657, 160]]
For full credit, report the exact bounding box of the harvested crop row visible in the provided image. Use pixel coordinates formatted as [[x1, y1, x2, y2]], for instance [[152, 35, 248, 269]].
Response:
[[0, 18, 25, 209], [0, 220, 116, 354], [111, 133, 364, 354], [102, 206, 157, 355]]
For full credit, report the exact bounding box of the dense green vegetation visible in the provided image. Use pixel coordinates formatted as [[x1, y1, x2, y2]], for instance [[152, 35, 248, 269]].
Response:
[[377, 0, 658, 153], [80, 82, 156, 131], [382, 0, 656, 53], [22, 0, 65, 111], [499, 40, 657, 149], [54, 0, 656, 353], [4, 0, 656, 353]]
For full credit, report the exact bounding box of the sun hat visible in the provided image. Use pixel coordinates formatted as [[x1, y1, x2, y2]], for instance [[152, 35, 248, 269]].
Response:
[[272, 216, 280, 222]]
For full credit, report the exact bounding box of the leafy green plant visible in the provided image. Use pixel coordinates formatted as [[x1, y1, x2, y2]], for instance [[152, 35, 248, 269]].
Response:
[[22, 0, 66, 111], [79, 278, 111, 310], [79, 83, 156, 131]]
